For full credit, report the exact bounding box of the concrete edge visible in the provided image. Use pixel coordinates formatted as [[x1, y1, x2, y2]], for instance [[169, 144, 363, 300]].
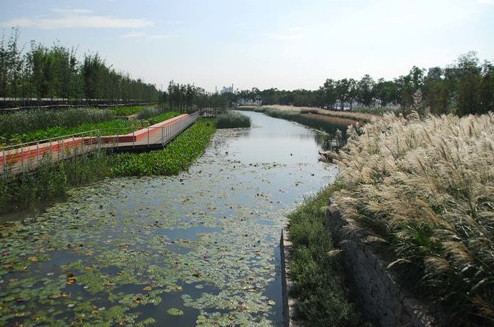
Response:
[[280, 226, 304, 327]]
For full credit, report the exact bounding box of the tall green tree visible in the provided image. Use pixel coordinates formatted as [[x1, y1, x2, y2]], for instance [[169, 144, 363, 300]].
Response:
[[356, 74, 375, 106]]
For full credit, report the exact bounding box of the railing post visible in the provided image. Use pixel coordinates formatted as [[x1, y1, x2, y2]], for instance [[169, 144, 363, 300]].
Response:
[[36, 142, 39, 168], [21, 146, 24, 175], [2, 148, 6, 179]]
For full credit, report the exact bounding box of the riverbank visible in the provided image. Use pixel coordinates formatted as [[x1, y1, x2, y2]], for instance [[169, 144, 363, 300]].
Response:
[[238, 105, 376, 124]]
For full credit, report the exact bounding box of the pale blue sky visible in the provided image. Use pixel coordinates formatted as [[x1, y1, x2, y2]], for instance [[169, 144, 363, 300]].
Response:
[[1, 0, 493, 92]]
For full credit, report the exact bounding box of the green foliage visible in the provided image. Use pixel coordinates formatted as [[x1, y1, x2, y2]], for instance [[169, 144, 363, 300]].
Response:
[[288, 184, 363, 326], [111, 105, 148, 116], [0, 28, 160, 102], [0, 108, 114, 141], [144, 111, 181, 125], [0, 108, 181, 144], [110, 119, 216, 176], [216, 111, 251, 129]]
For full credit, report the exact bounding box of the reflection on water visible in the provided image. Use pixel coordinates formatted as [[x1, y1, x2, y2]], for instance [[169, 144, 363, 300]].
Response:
[[0, 110, 338, 326]]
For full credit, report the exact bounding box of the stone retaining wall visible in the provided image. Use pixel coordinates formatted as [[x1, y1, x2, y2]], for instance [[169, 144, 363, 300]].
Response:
[[325, 204, 441, 327]]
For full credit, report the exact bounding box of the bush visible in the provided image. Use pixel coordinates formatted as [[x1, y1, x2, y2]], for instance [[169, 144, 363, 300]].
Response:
[[216, 112, 251, 129]]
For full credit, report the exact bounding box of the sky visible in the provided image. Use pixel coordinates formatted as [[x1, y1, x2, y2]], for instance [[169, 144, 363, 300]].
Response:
[[1, 0, 493, 93]]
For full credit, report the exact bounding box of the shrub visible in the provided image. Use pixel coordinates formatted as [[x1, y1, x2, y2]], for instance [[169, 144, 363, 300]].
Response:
[[216, 112, 251, 129], [335, 112, 494, 325]]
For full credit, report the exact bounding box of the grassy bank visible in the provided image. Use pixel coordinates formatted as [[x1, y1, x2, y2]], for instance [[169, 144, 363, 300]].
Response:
[[0, 119, 216, 215], [288, 185, 365, 326], [334, 112, 494, 326]]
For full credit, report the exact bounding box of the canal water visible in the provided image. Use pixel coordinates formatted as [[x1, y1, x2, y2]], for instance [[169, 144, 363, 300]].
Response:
[[0, 111, 339, 326]]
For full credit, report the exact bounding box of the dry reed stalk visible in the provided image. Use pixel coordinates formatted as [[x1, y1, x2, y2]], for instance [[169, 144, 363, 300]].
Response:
[[334, 112, 494, 323]]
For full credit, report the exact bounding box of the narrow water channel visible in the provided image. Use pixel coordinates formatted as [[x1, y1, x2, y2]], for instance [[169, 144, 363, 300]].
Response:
[[0, 111, 338, 326]]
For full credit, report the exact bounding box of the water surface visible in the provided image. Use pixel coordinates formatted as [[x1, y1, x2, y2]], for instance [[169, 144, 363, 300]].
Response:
[[0, 111, 338, 326]]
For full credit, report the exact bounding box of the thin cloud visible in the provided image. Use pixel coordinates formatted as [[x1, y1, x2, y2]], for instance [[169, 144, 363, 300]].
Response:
[[51, 8, 93, 14], [0, 10, 153, 30], [121, 31, 175, 40]]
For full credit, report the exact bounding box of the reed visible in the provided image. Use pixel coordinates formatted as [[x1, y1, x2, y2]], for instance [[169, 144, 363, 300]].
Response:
[[216, 111, 251, 128], [334, 112, 494, 325]]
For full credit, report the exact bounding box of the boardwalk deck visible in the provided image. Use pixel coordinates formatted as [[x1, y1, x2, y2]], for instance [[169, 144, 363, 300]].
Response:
[[1, 112, 198, 177]]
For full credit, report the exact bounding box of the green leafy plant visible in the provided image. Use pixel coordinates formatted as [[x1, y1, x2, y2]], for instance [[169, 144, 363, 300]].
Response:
[[288, 184, 364, 326]]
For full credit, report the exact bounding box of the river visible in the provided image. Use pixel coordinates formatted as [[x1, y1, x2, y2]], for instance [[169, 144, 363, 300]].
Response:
[[0, 111, 338, 326]]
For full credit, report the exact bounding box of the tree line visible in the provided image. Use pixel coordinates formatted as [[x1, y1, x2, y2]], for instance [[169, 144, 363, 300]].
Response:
[[160, 81, 229, 113], [0, 28, 160, 103], [232, 52, 494, 116]]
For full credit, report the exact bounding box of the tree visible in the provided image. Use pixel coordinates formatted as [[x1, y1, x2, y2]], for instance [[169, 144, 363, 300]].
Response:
[[480, 62, 494, 114], [374, 78, 399, 107], [356, 74, 375, 106], [321, 78, 337, 109], [456, 52, 482, 116]]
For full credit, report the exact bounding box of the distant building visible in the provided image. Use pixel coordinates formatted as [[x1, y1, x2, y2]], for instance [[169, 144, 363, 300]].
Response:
[[220, 85, 234, 94], [237, 95, 262, 106]]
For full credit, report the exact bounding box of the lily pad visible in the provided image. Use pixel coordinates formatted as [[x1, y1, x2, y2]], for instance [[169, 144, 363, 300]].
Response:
[[167, 308, 184, 316]]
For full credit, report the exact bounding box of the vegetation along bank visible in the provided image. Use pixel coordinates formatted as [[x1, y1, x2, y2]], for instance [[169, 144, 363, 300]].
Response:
[[286, 110, 494, 326], [0, 110, 217, 215]]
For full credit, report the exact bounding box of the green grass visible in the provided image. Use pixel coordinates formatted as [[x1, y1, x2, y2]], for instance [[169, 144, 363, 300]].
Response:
[[216, 111, 251, 129], [288, 184, 364, 327]]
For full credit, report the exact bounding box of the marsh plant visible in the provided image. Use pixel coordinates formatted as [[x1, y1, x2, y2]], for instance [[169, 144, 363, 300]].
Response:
[[335, 112, 494, 325], [215, 111, 251, 129]]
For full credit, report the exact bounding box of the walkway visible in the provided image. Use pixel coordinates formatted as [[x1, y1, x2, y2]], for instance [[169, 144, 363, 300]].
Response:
[[0, 112, 198, 177]]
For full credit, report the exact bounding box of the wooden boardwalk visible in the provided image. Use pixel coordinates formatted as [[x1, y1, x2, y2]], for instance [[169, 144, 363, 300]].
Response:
[[1, 112, 199, 177]]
